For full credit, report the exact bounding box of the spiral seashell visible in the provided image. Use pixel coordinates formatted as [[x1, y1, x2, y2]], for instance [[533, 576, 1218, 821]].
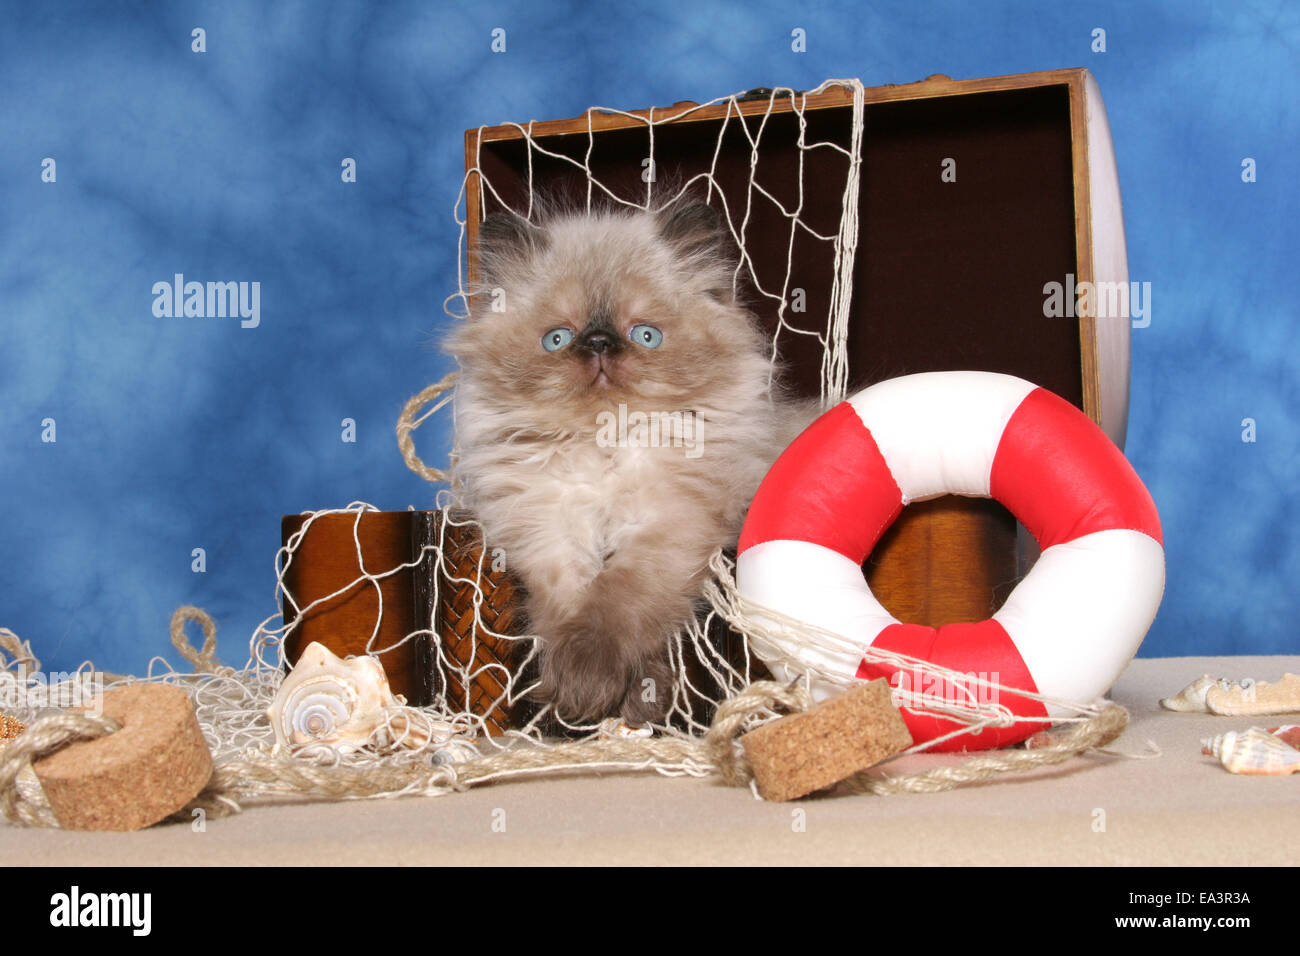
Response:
[[267, 642, 400, 753], [430, 738, 482, 765], [597, 717, 654, 739], [1203, 724, 1300, 756], [374, 710, 467, 754], [1203, 727, 1300, 776]]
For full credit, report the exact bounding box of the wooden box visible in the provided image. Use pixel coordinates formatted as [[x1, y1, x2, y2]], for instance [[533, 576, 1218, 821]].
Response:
[[463, 68, 1132, 627], [280, 510, 751, 732], [280, 510, 529, 723]]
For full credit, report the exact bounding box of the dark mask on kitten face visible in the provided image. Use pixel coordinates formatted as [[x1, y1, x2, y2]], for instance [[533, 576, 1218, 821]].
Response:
[[448, 201, 765, 431]]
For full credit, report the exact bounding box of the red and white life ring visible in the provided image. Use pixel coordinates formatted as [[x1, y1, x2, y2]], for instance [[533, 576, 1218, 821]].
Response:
[[736, 371, 1165, 751]]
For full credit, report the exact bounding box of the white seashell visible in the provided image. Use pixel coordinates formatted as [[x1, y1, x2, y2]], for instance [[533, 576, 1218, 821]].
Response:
[[1204, 724, 1300, 756], [1206, 727, 1300, 776], [1160, 674, 1225, 712], [430, 738, 482, 765], [267, 642, 400, 753], [1202, 732, 1230, 758], [598, 717, 653, 739], [1205, 673, 1300, 717], [374, 710, 468, 755]]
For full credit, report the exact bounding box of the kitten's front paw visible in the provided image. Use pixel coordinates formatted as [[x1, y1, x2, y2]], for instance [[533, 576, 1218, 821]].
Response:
[[619, 652, 672, 726], [533, 631, 631, 724], [532, 629, 673, 727]]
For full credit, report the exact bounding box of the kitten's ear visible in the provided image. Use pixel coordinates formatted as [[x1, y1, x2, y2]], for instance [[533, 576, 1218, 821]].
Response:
[[655, 201, 736, 301], [475, 212, 546, 282], [654, 201, 728, 259]]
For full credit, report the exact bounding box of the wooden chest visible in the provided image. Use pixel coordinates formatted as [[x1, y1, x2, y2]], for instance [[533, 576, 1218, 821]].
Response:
[[462, 68, 1133, 630]]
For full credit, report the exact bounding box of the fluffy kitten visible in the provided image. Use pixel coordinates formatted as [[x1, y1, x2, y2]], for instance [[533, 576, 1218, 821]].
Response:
[[444, 200, 810, 725]]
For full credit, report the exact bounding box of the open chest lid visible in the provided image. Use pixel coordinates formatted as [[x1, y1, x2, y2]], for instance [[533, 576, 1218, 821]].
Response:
[[462, 68, 1132, 448]]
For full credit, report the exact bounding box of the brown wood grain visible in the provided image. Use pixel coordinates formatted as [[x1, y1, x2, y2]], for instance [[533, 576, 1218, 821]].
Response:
[[410, 511, 440, 708], [1067, 73, 1102, 431], [865, 498, 1019, 626], [281, 511, 428, 705], [428, 510, 533, 735], [466, 70, 1094, 145]]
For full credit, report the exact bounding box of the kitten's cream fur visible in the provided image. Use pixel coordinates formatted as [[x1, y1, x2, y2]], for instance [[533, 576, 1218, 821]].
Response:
[[445, 201, 810, 724]]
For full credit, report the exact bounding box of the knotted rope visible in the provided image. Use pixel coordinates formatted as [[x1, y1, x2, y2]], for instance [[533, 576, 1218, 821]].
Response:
[[396, 371, 457, 483], [0, 628, 38, 675], [0, 711, 121, 827], [170, 606, 234, 676]]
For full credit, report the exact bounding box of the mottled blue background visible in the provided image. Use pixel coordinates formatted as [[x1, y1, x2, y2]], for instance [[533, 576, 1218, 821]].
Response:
[[1, 0, 1295, 673]]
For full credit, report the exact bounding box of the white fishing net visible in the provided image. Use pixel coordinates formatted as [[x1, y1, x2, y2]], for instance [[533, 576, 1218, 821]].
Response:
[[450, 78, 865, 409]]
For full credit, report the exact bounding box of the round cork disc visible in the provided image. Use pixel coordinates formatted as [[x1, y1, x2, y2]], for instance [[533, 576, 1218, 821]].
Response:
[[32, 684, 213, 831]]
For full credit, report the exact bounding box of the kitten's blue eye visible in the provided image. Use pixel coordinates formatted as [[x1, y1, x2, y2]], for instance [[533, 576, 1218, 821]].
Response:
[[629, 324, 663, 349], [541, 328, 574, 352]]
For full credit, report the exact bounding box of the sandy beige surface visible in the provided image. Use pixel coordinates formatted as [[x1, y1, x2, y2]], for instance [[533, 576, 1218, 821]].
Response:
[[4, 655, 1297, 866]]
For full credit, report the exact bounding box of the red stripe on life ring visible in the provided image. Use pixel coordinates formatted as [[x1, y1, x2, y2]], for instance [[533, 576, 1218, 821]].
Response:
[[858, 619, 1049, 751], [738, 402, 902, 563], [991, 387, 1164, 550]]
